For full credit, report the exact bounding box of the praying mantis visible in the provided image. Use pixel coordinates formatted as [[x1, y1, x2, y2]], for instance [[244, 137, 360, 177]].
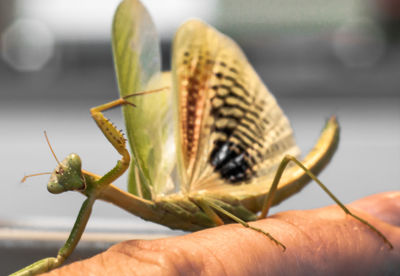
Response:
[[11, 0, 392, 275]]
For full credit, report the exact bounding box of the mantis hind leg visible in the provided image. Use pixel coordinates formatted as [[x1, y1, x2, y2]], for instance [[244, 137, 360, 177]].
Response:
[[259, 155, 393, 249]]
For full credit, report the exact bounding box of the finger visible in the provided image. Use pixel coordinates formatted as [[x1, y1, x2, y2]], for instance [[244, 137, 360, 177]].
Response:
[[45, 192, 400, 276], [350, 191, 400, 227]]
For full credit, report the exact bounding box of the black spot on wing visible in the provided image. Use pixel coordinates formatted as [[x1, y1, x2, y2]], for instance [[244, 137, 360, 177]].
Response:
[[210, 142, 253, 183], [208, 69, 262, 184]]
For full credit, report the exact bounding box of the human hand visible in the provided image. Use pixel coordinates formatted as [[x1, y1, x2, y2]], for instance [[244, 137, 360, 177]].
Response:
[[46, 191, 400, 276]]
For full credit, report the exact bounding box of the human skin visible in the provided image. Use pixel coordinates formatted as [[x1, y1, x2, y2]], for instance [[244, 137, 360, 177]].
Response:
[[46, 191, 400, 276]]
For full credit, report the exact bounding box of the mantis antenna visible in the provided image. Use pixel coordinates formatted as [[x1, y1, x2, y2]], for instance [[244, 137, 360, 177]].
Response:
[[21, 172, 51, 183], [44, 130, 61, 166], [20, 131, 61, 183]]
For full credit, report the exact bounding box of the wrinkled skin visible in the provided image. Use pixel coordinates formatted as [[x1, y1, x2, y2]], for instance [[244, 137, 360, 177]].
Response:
[[46, 191, 400, 276]]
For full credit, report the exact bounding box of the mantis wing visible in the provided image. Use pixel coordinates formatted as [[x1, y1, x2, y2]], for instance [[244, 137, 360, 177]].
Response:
[[172, 20, 300, 194], [112, 0, 175, 199]]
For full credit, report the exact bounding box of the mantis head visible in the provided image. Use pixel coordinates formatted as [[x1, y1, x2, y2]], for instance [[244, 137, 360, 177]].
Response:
[[47, 153, 86, 194]]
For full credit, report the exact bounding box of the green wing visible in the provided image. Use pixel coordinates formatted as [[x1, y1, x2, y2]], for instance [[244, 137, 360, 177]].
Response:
[[112, 0, 175, 199]]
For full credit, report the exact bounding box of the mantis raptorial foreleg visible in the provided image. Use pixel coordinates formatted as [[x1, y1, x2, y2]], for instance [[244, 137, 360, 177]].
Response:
[[259, 155, 393, 250], [90, 98, 131, 187], [11, 98, 135, 276], [89, 88, 167, 187]]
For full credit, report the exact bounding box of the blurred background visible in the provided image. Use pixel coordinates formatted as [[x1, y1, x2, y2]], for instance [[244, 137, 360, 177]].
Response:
[[1, 0, 399, 273]]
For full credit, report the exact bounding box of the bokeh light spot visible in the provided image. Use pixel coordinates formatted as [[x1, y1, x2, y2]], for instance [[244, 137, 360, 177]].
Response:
[[1, 18, 55, 72]]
